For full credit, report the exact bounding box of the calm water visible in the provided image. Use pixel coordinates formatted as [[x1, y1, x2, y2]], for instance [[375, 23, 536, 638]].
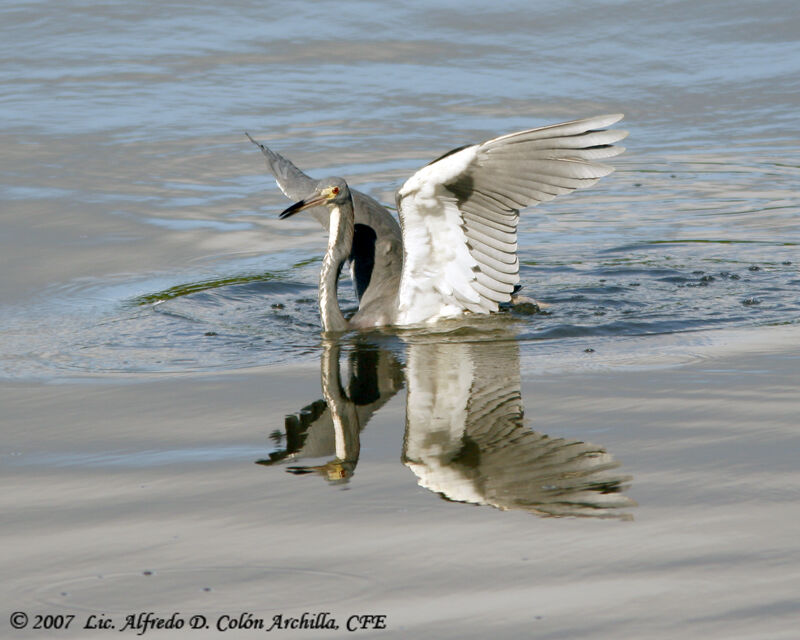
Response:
[[1, 0, 799, 378]]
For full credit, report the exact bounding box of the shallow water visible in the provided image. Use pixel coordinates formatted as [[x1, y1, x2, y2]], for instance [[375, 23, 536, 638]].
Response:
[[2, 1, 800, 638], [2, 0, 799, 378]]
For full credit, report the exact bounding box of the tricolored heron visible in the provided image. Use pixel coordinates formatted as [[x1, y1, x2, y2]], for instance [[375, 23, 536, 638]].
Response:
[[247, 114, 626, 332]]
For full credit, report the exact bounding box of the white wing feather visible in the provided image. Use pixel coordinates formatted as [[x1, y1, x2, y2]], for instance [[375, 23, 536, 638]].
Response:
[[395, 114, 627, 325]]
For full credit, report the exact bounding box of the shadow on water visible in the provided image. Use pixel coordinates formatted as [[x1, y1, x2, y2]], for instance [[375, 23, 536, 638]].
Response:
[[257, 336, 635, 520]]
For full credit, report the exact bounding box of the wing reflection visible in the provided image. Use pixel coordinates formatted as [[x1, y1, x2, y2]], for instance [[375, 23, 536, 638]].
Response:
[[403, 339, 634, 518], [259, 337, 634, 518]]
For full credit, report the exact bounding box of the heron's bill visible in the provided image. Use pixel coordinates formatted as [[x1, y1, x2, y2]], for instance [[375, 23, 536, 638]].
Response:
[[280, 194, 327, 219]]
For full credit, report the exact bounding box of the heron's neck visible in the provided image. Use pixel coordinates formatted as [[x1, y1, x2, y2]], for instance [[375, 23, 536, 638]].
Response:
[[319, 199, 354, 333]]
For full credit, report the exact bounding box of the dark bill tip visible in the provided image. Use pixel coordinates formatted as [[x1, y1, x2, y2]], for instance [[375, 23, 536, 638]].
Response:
[[279, 195, 326, 219]]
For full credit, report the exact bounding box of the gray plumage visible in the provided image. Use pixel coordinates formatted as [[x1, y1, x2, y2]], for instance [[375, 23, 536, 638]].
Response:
[[246, 133, 402, 310]]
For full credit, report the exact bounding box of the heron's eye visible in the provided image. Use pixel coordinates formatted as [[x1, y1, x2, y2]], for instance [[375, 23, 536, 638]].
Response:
[[331, 187, 340, 195]]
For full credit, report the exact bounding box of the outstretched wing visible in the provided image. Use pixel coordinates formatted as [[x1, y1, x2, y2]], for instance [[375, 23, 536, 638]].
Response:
[[246, 132, 330, 229], [395, 114, 627, 325], [246, 132, 401, 235], [246, 132, 316, 201]]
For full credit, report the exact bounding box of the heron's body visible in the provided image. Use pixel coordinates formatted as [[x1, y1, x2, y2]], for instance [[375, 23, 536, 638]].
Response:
[[248, 114, 627, 332]]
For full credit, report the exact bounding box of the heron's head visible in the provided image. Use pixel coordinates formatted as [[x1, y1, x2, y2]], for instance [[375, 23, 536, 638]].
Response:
[[280, 177, 350, 219]]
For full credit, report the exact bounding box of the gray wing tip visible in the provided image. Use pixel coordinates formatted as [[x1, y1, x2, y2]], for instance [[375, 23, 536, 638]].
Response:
[[589, 161, 616, 177], [567, 113, 624, 131], [487, 114, 627, 147], [244, 134, 317, 200], [593, 113, 625, 127], [547, 113, 625, 130], [245, 131, 270, 155]]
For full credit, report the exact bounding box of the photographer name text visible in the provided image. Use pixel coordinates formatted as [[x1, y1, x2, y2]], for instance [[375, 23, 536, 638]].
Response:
[[8, 611, 387, 634]]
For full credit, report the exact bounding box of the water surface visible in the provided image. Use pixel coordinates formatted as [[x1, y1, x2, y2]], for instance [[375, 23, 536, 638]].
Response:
[[2, 0, 799, 378]]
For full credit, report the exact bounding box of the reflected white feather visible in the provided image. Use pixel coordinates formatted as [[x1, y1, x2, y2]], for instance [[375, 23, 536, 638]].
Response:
[[404, 343, 487, 504]]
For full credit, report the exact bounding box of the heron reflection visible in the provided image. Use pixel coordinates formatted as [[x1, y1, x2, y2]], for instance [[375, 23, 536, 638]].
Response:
[[258, 340, 403, 482], [259, 338, 634, 518]]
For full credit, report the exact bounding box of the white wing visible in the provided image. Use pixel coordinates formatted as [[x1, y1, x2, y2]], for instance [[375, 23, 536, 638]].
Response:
[[394, 114, 627, 325]]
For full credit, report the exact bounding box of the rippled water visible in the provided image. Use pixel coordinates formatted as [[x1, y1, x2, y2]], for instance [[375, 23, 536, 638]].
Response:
[[1, 0, 799, 380]]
